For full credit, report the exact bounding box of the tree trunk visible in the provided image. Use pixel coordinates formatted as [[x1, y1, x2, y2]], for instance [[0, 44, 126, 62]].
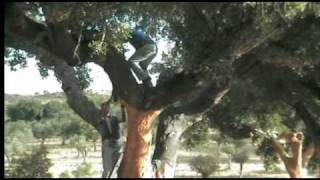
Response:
[[61, 137, 66, 146], [41, 138, 46, 146], [119, 102, 162, 178], [82, 151, 87, 163], [228, 155, 232, 170], [239, 163, 243, 178], [93, 141, 97, 152], [293, 101, 320, 177], [271, 132, 304, 178], [152, 113, 192, 178], [5, 154, 11, 164]]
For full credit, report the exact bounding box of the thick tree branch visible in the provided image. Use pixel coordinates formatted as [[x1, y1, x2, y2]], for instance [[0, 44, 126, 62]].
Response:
[[52, 58, 104, 134], [94, 47, 143, 108], [5, 3, 142, 108]]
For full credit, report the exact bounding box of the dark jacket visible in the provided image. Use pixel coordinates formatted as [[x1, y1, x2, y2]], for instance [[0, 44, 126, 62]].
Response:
[[102, 116, 121, 140], [128, 27, 155, 49]]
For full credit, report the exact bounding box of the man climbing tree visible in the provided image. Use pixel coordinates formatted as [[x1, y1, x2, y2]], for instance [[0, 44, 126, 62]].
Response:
[[100, 98, 125, 178], [127, 26, 158, 88]]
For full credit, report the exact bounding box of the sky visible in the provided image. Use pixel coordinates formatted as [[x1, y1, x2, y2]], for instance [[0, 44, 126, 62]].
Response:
[[5, 40, 170, 95]]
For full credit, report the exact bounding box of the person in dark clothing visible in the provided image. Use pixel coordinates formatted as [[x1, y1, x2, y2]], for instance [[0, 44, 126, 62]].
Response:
[[127, 26, 158, 88], [100, 100, 123, 178]]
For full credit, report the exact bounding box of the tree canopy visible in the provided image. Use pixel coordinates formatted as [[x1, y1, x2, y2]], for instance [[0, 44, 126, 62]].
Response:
[[5, 2, 320, 178]]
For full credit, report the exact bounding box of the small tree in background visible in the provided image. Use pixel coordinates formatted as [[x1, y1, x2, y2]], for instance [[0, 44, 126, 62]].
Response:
[[221, 143, 236, 170], [5, 120, 35, 163], [68, 135, 90, 163], [42, 101, 66, 119], [232, 148, 250, 177], [58, 114, 83, 145], [6, 146, 53, 178], [255, 138, 280, 172], [31, 119, 59, 145], [82, 123, 100, 152], [189, 155, 220, 178]]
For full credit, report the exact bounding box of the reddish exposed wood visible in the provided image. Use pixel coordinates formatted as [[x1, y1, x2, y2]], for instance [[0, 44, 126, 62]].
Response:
[[272, 132, 304, 178], [119, 102, 163, 177]]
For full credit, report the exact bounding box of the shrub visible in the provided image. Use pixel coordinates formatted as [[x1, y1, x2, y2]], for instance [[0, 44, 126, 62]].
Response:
[[71, 162, 96, 178], [6, 146, 53, 178], [5, 120, 35, 162], [189, 155, 220, 177], [7, 99, 42, 121]]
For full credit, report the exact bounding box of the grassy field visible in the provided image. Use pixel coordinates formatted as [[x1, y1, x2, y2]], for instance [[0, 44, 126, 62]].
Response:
[[7, 138, 317, 178]]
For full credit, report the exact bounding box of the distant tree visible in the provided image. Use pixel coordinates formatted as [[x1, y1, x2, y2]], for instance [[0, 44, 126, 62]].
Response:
[[181, 119, 211, 150], [189, 155, 220, 178], [69, 135, 90, 163], [221, 143, 236, 170], [7, 99, 43, 121], [31, 119, 59, 145], [58, 114, 83, 145], [5, 121, 35, 163], [42, 101, 65, 119], [82, 123, 100, 151], [6, 146, 53, 178], [232, 147, 250, 177]]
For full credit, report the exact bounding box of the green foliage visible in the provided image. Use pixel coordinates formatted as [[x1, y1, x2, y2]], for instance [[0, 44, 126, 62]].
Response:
[[7, 99, 43, 121], [86, 91, 110, 108], [74, 65, 93, 90], [31, 119, 60, 144], [36, 62, 53, 79], [68, 135, 90, 162], [71, 162, 97, 178], [82, 123, 100, 151], [221, 143, 235, 156], [5, 121, 35, 160], [42, 101, 65, 119], [59, 118, 82, 141], [231, 139, 251, 165], [189, 155, 220, 178], [6, 146, 53, 178], [182, 118, 211, 150], [255, 138, 279, 172], [232, 150, 249, 164], [59, 171, 72, 178], [4, 48, 28, 71]]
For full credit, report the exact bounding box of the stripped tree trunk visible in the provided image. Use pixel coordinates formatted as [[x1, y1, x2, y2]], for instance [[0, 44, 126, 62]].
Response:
[[119, 102, 162, 177], [271, 132, 304, 178]]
